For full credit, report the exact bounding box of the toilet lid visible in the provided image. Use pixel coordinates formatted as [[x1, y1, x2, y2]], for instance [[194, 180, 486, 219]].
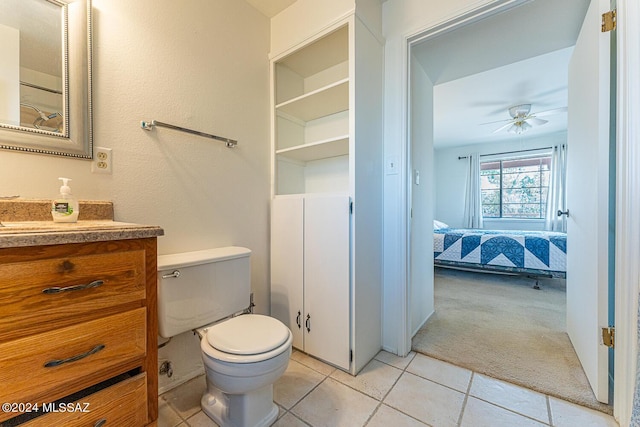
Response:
[[206, 314, 290, 355]]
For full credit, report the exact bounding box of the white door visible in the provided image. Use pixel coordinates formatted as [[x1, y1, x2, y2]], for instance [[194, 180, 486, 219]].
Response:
[[271, 196, 305, 349], [566, 0, 611, 403], [304, 195, 351, 370]]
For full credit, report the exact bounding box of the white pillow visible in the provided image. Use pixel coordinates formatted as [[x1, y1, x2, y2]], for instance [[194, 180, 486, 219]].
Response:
[[433, 220, 449, 230]]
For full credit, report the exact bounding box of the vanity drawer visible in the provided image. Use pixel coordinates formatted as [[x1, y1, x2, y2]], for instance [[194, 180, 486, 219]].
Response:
[[20, 373, 148, 427], [0, 308, 146, 418], [0, 249, 146, 341]]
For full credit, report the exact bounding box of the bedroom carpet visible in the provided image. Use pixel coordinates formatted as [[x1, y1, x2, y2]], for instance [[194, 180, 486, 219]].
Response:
[[412, 267, 612, 414]]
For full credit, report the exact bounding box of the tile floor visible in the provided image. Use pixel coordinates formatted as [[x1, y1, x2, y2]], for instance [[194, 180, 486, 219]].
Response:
[[158, 350, 619, 427]]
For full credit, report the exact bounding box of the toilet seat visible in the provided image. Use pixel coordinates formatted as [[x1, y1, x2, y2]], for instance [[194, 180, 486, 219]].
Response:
[[202, 314, 292, 364]]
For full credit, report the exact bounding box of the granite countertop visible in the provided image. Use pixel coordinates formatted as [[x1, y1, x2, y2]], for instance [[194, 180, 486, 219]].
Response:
[[0, 220, 164, 248], [0, 199, 163, 248]]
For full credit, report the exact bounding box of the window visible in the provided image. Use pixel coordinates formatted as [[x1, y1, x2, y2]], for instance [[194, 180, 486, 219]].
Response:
[[480, 155, 551, 219]]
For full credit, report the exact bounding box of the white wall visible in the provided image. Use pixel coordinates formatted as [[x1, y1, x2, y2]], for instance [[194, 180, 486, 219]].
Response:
[[271, 0, 354, 57], [0, 0, 270, 392], [409, 54, 434, 335], [434, 132, 566, 231], [381, 0, 506, 355]]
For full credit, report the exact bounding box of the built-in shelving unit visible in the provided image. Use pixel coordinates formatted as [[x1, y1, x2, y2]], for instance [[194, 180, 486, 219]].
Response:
[[271, 14, 383, 375], [274, 25, 350, 195]]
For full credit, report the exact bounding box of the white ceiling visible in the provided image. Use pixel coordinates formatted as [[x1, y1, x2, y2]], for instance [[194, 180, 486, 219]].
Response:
[[412, 0, 590, 149]]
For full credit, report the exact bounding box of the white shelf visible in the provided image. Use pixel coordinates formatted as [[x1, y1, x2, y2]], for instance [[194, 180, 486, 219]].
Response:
[[277, 26, 348, 78], [276, 78, 349, 122], [276, 135, 349, 162]]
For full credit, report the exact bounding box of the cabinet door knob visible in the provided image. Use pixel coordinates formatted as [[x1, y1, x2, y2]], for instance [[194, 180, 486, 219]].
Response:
[[305, 314, 311, 333], [296, 311, 301, 329]]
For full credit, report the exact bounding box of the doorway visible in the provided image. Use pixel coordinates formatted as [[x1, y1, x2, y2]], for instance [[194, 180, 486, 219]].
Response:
[[405, 0, 611, 411]]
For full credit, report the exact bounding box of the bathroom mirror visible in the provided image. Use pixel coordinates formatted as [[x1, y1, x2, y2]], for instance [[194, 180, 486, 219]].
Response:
[[0, 0, 92, 159]]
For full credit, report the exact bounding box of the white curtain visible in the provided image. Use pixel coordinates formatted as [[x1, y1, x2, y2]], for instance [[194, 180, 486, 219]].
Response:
[[545, 144, 568, 232], [463, 152, 483, 229]]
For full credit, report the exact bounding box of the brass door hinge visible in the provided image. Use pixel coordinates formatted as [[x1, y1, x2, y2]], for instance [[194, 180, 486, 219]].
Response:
[[602, 10, 616, 32], [602, 326, 615, 348]]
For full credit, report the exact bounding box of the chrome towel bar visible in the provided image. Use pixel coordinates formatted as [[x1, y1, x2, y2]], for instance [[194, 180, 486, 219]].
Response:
[[141, 120, 237, 147]]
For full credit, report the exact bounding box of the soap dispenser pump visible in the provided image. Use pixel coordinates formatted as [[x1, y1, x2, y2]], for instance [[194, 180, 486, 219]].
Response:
[[51, 177, 79, 223]]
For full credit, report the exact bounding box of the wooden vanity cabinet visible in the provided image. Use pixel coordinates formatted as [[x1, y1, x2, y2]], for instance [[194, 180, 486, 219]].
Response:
[[0, 238, 158, 426]]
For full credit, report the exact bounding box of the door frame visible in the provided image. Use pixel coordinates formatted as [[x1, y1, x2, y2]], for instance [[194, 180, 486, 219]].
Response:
[[611, 1, 640, 423], [397, 0, 640, 424]]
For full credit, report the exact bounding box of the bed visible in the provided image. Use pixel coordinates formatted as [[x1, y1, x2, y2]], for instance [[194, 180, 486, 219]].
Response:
[[433, 226, 567, 283]]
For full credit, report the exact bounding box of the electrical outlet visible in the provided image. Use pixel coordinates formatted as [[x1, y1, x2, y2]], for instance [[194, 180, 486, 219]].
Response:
[[92, 147, 112, 174]]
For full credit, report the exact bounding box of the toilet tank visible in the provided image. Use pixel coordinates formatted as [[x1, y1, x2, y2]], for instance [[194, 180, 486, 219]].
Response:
[[157, 247, 251, 338]]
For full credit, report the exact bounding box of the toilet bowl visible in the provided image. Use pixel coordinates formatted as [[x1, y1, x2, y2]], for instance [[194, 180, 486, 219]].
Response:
[[199, 314, 292, 426], [157, 247, 292, 427]]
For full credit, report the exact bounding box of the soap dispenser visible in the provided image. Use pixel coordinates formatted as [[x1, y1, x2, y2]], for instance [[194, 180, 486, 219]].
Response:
[[51, 177, 79, 223]]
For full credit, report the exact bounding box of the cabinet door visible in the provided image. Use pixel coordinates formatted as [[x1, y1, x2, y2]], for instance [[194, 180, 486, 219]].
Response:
[[304, 195, 350, 370], [271, 197, 305, 349]]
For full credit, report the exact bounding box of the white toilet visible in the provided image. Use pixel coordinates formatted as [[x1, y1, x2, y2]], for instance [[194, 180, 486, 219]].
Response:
[[157, 247, 292, 427]]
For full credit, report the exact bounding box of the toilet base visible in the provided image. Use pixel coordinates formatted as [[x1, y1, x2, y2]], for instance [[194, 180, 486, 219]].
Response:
[[201, 383, 278, 427]]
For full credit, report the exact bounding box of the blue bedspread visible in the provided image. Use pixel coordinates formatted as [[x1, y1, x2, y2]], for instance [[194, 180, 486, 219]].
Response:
[[434, 228, 567, 277]]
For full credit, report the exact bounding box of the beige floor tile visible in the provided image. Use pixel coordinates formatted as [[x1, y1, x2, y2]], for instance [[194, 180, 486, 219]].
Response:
[[374, 350, 416, 370], [273, 412, 310, 427], [291, 350, 337, 376], [366, 404, 428, 426], [406, 353, 472, 393], [292, 377, 379, 427], [157, 398, 185, 427], [331, 358, 402, 400], [274, 359, 327, 409], [184, 410, 220, 427], [460, 397, 548, 427], [384, 372, 465, 427], [549, 397, 618, 427], [161, 375, 207, 420], [469, 374, 549, 423]]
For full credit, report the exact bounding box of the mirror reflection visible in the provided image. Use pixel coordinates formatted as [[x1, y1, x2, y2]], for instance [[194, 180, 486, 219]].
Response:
[[0, 0, 92, 159], [0, 0, 65, 133]]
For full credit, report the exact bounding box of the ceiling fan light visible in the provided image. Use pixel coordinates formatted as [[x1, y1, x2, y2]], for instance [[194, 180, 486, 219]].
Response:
[[521, 121, 532, 131]]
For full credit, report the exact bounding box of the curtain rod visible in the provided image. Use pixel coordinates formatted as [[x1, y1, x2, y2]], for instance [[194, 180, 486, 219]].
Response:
[[458, 146, 554, 160]]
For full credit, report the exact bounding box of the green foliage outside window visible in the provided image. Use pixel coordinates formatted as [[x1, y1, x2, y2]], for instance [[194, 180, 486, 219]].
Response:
[[480, 156, 551, 219]]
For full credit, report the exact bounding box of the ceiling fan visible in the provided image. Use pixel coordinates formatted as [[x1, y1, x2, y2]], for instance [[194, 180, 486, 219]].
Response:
[[486, 104, 568, 134]]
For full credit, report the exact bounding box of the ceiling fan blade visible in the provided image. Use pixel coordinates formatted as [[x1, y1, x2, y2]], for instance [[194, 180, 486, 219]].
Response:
[[480, 118, 513, 126], [533, 106, 568, 117], [492, 121, 515, 134], [526, 117, 548, 126]]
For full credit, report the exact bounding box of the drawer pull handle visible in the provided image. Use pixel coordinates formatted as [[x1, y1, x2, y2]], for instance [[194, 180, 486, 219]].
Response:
[[94, 419, 107, 427], [42, 280, 104, 294], [44, 344, 106, 368]]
